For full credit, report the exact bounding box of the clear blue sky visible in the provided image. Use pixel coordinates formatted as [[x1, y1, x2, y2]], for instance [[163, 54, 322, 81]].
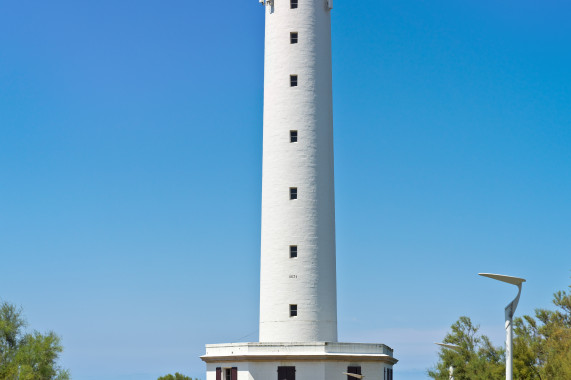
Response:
[[1, 1, 570, 379]]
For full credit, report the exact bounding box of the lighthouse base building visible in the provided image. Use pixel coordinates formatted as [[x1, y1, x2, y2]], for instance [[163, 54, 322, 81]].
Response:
[[201, 0, 397, 378], [202, 342, 396, 380]]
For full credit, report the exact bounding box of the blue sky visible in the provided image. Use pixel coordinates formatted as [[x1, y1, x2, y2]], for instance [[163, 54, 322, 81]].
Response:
[[1, 1, 570, 379]]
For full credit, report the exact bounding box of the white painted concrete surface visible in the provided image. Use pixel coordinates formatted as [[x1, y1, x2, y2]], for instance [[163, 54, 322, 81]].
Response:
[[202, 343, 396, 380], [259, 0, 337, 343]]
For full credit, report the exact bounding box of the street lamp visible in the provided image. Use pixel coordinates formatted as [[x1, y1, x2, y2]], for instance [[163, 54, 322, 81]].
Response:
[[434, 343, 461, 380], [479, 273, 526, 380]]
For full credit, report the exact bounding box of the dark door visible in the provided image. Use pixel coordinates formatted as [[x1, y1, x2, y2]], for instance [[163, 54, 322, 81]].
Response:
[[384, 368, 393, 380], [277, 366, 296, 380], [347, 366, 362, 379]]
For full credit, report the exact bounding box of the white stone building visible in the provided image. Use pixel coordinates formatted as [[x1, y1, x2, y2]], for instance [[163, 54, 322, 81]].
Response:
[[201, 0, 397, 379]]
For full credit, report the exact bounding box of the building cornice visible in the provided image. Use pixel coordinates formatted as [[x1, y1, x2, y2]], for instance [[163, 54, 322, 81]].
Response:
[[201, 353, 398, 365]]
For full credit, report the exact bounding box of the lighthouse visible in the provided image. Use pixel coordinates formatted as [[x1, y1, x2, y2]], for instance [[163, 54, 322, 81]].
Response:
[[259, 0, 337, 343], [201, 0, 397, 378]]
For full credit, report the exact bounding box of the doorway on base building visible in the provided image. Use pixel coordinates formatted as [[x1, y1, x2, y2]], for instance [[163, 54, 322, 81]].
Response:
[[215, 367, 237, 380], [347, 366, 362, 379], [277, 366, 295, 380]]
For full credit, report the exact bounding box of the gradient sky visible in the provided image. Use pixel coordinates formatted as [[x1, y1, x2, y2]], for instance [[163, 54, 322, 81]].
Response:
[[1, 1, 570, 379]]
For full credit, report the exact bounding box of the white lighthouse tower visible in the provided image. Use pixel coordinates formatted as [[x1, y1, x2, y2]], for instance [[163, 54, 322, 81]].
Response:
[[202, 0, 397, 379], [259, 0, 337, 343]]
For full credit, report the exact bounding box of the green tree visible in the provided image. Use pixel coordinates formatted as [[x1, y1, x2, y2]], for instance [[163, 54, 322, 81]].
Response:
[[0, 300, 70, 380], [157, 373, 198, 380], [430, 278, 571, 380], [513, 280, 571, 379], [427, 316, 504, 380]]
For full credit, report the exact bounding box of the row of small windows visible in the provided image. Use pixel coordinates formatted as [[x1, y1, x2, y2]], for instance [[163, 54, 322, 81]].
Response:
[[287, 0, 298, 329], [289, 0, 297, 117]]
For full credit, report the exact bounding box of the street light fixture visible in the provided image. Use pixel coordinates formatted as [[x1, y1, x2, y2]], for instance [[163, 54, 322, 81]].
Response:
[[479, 273, 526, 380], [434, 343, 461, 380]]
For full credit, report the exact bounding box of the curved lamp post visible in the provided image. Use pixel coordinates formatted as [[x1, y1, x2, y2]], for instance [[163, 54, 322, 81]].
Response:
[[479, 273, 526, 380], [435, 343, 461, 380]]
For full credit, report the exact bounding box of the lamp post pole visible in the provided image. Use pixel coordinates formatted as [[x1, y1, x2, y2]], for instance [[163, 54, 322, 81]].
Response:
[[435, 343, 461, 380], [479, 273, 526, 380]]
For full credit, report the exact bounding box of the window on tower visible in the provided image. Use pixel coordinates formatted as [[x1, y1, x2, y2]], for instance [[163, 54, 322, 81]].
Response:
[[290, 32, 298, 44], [289, 187, 298, 200], [290, 130, 298, 143], [290, 0, 298, 9], [289, 304, 298, 317], [290, 245, 298, 258], [290, 75, 298, 87]]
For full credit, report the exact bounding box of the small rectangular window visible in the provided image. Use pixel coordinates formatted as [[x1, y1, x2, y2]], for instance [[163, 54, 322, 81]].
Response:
[[290, 75, 298, 87], [290, 32, 298, 44], [290, 0, 298, 9], [290, 130, 298, 143], [290, 304, 298, 317], [290, 245, 298, 258], [289, 187, 297, 200]]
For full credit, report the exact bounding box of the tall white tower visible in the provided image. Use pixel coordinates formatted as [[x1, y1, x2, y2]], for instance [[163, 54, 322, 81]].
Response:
[[259, 0, 337, 343], [202, 1, 397, 379]]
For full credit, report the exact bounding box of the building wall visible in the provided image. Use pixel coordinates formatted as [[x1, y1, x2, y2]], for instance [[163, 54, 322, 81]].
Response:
[[206, 361, 393, 380], [259, 0, 338, 343]]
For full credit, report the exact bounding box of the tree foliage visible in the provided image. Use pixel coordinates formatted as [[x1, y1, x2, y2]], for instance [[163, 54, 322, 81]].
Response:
[[0, 300, 70, 380], [429, 279, 571, 380], [427, 316, 504, 379], [157, 373, 198, 380], [512, 282, 571, 379]]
